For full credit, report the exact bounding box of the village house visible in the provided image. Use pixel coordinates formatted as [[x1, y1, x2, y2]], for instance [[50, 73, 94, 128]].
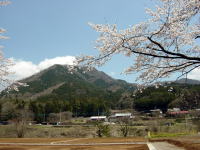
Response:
[[108, 113, 134, 122], [167, 108, 189, 117], [89, 116, 107, 122]]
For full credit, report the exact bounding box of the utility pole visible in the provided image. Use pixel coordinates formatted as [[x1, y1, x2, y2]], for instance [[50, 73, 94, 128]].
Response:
[[59, 109, 62, 124], [43, 113, 45, 122]]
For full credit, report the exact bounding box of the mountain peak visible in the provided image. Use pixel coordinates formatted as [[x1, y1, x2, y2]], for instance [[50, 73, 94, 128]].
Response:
[[1, 64, 136, 103]]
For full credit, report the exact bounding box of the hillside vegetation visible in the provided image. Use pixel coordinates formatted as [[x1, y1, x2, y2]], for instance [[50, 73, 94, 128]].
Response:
[[0, 65, 200, 123], [0, 65, 136, 121]]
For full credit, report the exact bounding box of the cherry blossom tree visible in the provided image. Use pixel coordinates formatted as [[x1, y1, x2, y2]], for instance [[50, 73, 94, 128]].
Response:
[[0, 1, 13, 87], [0, 0, 10, 6], [77, 0, 200, 84], [0, 1, 26, 91]]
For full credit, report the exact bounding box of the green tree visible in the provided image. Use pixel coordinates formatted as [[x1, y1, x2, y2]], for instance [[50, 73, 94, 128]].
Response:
[[95, 121, 110, 137]]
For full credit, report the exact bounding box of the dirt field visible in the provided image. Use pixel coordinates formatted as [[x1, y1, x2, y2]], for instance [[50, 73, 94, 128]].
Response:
[[168, 135, 200, 150], [0, 145, 148, 150], [150, 135, 200, 150], [0, 137, 146, 143], [57, 137, 146, 144], [0, 137, 148, 150], [0, 138, 75, 143]]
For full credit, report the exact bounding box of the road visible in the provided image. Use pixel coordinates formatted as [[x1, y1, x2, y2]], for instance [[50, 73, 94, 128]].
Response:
[[147, 142, 185, 150]]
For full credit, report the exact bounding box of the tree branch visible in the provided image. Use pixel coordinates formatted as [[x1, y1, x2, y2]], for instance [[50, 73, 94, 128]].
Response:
[[147, 37, 200, 62], [122, 44, 182, 59], [195, 36, 200, 39]]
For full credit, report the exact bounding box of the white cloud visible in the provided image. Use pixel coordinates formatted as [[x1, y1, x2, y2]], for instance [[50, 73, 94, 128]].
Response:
[[38, 56, 75, 70], [9, 56, 76, 80], [109, 71, 117, 77], [188, 68, 200, 80]]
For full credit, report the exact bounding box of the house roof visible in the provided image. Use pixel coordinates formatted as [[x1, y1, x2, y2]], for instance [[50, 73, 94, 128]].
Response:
[[90, 116, 107, 119], [114, 113, 132, 117], [168, 111, 189, 115]]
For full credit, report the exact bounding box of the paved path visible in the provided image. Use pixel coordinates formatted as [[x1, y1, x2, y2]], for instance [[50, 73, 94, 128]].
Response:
[[147, 142, 185, 150]]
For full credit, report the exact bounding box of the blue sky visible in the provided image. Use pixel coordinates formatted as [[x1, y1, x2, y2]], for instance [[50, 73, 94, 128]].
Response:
[[1, 0, 149, 59], [1, 0, 199, 82]]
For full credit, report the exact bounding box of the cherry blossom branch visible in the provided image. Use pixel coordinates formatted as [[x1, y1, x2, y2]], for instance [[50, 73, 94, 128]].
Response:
[[77, 0, 200, 84], [122, 44, 182, 59], [147, 37, 200, 62], [176, 64, 200, 80]]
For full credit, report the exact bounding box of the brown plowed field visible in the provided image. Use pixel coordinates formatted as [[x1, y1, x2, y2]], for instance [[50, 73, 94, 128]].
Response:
[[150, 135, 200, 150], [0, 145, 148, 150], [0, 138, 148, 150]]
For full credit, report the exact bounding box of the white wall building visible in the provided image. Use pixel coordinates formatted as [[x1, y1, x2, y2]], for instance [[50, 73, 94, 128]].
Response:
[[90, 116, 107, 121]]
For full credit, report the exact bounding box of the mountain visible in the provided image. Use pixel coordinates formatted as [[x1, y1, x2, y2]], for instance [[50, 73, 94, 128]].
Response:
[[0, 65, 136, 108], [133, 78, 200, 112], [174, 78, 200, 85], [1, 65, 200, 120]]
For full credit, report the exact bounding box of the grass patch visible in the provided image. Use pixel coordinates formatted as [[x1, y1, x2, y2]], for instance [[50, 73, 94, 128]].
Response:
[[150, 132, 190, 138]]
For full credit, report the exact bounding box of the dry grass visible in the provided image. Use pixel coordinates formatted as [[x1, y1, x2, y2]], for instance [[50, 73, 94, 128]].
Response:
[[0, 125, 96, 138]]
